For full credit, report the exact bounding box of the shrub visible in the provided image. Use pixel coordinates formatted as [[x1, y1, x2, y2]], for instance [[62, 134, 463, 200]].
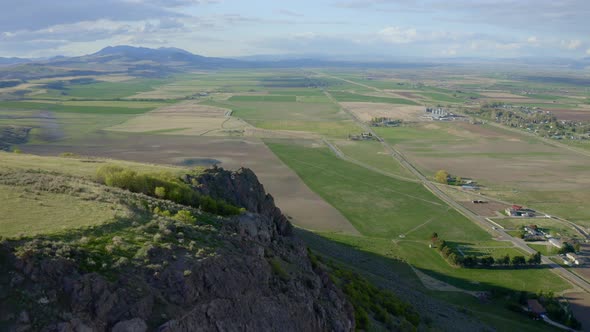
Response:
[[154, 186, 166, 199], [96, 165, 241, 216], [174, 210, 196, 224]]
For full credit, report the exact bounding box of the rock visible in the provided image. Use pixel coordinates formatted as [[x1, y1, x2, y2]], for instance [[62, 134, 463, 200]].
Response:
[[111, 318, 147, 332], [17, 310, 29, 323]]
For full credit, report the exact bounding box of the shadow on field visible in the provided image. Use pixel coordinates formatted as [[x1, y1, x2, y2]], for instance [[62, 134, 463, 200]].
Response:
[[296, 228, 584, 331]]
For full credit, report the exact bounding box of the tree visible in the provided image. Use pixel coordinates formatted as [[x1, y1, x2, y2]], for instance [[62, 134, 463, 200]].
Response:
[[511, 256, 526, 266], [430, 232, 439, 243], [500, 254, 511, 265], [434, 170, 450, 184], [528, 252, 542, 265], [481, 256, 495, 267], [154, 186, 166, 199], [574, 242, 581, 253]]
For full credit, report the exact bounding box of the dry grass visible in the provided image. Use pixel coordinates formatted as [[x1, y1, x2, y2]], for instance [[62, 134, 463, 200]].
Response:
[[107, 101, 252, 136], [341, 102, 425, 122]]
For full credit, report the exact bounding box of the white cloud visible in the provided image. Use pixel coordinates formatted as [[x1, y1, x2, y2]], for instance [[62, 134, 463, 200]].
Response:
[[586, 48, 590, 55], [378, 26, 418, 44], [527, 36, 537, 43], [562, 39, 582, 50]]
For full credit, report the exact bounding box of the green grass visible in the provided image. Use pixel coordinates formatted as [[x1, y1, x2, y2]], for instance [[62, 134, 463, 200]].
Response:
[[527, 243, 559, 256], [228, 95, 297, 102], [0, 184, 119, 237], [0, 101, 154, 114], [335, 140, 414, 178], [52, 79, 168, 99], [321, 233, 571, 293], [267, 142, 488, 241], [329, 91, 420, 105], [203, 99, 359, 137], [0, 151, 185, 178], [419, 92, 464, 103]]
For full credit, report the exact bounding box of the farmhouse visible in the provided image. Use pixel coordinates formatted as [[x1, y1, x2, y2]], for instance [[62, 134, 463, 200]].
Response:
[[348, 132, 375, 141], [527, 299, 546, 318], [505, 205, 535, 217]]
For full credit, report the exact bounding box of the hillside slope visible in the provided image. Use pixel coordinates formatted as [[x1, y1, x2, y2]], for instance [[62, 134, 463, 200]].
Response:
[[0, 162, 355, 331]]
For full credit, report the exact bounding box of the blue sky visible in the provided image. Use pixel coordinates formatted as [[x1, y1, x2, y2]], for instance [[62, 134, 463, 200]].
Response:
[[0, 0, 589, 59]]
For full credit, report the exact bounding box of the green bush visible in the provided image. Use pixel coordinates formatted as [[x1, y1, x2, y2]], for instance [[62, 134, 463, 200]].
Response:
[[96, 165, 241, 216]]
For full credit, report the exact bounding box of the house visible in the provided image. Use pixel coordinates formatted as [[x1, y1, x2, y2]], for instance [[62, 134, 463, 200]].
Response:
[[505, 205, 534, 217], [527, 299, 546, 318], [566, 253, 581, 265]]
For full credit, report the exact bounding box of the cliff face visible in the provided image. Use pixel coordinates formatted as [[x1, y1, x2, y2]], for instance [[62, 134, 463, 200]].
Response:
[[0, 167, 354, 332]]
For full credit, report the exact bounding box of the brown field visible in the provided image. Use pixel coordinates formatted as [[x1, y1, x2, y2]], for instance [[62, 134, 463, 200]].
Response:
[[399, 123, 590, 191], [21, 134, 359, 235], [392, 121, 590, 223], [390, 91, 422, 100], [478, 92, 530, 99], [546, 109, 590, 121], [107, 101, 252, 136], [341, 102, 425, 122], [460, 201, 508, 217]]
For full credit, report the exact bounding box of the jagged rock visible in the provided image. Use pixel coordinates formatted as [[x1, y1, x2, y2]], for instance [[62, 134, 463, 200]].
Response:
[[0, 167, 353, 332], [184, 167, 293, 236], [111, 318, 147, 332]]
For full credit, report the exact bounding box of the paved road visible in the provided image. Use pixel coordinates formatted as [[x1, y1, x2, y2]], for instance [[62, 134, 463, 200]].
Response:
[[317, 72, 590, 294]]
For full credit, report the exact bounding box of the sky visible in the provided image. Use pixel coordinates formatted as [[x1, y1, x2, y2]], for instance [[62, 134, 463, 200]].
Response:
[[0, 0, 589, 59]]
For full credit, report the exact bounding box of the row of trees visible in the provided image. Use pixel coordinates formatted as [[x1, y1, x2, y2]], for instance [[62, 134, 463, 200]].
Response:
[[433, 235, 542, 268]]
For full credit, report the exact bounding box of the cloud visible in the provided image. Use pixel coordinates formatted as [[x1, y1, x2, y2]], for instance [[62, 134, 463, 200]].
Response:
[[378, 27, 418, 44], [562, 39, 582, 50], [276, 9, 304, 17]]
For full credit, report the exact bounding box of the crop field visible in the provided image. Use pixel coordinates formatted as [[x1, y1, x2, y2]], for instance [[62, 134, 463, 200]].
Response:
[[107, 101, 251, 136], [202, 98, 360, 138], [341, 102, 425, 122], [334, 139, 414, 178], [374, 121, 590, 224], [267, 141, 489, 241]]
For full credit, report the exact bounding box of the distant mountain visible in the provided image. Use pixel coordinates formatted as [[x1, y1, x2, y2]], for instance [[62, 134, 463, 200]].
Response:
[[0, 57, 31, 66]]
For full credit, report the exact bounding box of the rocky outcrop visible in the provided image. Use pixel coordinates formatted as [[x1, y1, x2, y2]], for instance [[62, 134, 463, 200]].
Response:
[[183, 167, 293, 236], [0, 167, 354, 332]]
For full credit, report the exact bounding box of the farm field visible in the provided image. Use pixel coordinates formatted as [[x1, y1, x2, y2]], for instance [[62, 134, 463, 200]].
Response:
[[333, 139, 415, 178], [374, 121, 590, 224], [267, 141, 487, 240], [491, 217, 583, 240], [16, 135, 358, 235], [107, 101, 251, 136], [2, 67, 590, 330]]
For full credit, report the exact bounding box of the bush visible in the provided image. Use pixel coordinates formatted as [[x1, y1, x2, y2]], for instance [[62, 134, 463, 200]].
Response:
[[96, 165, 241, 216], [174, 210, 196, 224], [154, 186, 166, 199]]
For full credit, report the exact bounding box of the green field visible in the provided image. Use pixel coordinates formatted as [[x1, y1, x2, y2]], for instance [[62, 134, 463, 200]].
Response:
[[0, 100, 156, 114], [267, 142, 488, 241], [229, 95, 297, 102], [335, 140, 415, 178]]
